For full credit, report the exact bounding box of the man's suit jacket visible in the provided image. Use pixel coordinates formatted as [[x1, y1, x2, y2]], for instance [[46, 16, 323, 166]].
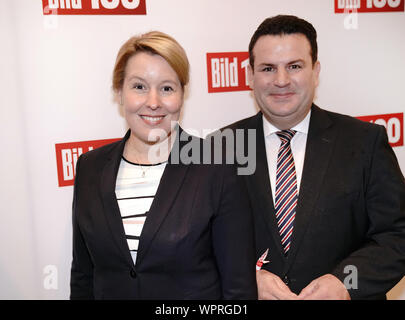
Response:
[[226, 104, 405, 299], [70, 127, 257, 300]]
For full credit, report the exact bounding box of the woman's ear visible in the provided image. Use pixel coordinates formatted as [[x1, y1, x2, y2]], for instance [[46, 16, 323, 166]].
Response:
[[119, 90, 123, 105]]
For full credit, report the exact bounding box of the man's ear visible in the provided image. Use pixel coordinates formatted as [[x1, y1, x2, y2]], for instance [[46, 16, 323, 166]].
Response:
[[313, 60, 321, 87], [248, 64, 254, 90]]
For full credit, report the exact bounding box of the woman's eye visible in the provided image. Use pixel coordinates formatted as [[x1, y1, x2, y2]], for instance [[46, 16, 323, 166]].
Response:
[[162, 86, 174, 92], [132, 83, 145, 90]]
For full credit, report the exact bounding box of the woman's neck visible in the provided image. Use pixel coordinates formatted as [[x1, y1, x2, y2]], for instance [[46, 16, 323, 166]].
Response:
[[123, 130, 177, 164]]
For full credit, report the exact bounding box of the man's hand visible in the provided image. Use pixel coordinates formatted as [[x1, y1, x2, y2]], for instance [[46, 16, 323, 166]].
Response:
[[298, 274, 351, 300], [256, 269, 299, 300]]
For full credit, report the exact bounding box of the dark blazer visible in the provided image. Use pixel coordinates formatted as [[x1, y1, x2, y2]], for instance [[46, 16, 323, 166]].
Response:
[[70, 127, 257, 300], [224, 104, 405, 299]]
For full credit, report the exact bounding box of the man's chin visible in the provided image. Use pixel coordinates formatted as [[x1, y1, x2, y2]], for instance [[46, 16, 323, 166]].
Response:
[[263, 106, 298, 119]]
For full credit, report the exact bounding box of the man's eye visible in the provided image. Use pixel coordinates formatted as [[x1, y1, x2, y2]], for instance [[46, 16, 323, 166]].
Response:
[[262, 66, 274, 72], [289, 64, 301, 70]]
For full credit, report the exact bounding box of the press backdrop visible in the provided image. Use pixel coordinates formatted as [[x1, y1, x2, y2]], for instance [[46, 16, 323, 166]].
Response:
[[1, 0, 404, 299]]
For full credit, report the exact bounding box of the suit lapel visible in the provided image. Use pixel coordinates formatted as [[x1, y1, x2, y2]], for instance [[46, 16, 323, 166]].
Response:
[[100, 127, 191, 269], [285, 105, 337, 270], [100, 130, 135, 268], [135, 127, 190, 267], [245, 113, 286, 259]]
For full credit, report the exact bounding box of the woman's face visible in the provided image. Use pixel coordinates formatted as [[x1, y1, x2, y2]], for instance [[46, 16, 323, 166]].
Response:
[[120, 52, 183, 146]]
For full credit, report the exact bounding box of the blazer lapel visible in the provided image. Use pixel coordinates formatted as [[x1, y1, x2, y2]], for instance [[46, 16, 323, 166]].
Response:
[[135, 126, 190, 267], [100, 130, 135, 268], [245, 113, 286, 259], [285, 105, 337, 270]]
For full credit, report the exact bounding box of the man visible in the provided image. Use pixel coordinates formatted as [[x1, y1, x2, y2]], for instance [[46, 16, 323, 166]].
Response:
[[224, 15, 405, 299]]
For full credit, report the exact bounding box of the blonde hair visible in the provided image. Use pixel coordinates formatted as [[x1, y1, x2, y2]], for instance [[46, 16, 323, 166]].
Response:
[[112, 31, 189, 92]]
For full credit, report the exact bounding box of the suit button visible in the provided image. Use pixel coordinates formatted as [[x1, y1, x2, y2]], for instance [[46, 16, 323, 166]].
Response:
[[283, 275, 290, 285], [130, 269, 136, 278]]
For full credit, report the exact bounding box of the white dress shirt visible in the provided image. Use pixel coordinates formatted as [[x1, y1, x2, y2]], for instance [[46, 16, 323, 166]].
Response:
[[262, 110, 311, 203]]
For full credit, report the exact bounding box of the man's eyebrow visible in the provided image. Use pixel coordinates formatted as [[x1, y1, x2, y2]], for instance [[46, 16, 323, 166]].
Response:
[[287, 59, 305, 65], [256, 63, 276, 67], [256, 59, 305, 67]]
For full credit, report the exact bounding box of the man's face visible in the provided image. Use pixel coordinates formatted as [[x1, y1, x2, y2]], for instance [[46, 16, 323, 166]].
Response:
[[248, 34, 320, 129]]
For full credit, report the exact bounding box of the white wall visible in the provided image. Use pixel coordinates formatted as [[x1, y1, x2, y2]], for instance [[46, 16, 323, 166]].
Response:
[[0, 0, 404, 299]]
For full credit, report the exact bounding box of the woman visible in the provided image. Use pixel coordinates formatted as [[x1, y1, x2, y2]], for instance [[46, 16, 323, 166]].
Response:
[[70, 31, 257, 299]]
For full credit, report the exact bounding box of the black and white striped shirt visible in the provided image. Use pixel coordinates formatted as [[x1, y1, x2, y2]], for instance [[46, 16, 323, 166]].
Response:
[[115, 157, 167, 264]]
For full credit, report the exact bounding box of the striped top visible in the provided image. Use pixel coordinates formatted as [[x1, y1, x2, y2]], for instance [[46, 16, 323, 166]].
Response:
[[115, 157, 167, 265]]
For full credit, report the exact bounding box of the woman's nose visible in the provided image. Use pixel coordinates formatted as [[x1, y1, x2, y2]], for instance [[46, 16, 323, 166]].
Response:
[[146, 89, 159, 109]]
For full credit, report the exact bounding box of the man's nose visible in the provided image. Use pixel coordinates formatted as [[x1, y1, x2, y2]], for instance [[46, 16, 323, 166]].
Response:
[[274, 68, 290, 87]]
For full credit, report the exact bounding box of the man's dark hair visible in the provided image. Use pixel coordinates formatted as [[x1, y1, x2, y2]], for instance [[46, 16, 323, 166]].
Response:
[[249, 15, 318, 68]]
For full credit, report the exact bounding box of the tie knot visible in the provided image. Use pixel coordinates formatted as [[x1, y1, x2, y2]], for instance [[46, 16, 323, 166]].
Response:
[[276, 130, 296, 144]]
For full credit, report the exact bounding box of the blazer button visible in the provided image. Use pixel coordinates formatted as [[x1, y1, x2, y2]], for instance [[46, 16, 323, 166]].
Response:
[[130, 269, 137, 278], [283, 275, 290, 285]]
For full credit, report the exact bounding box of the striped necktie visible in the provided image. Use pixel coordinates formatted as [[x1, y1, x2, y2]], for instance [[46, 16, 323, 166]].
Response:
[[275, 130, 298, 255]]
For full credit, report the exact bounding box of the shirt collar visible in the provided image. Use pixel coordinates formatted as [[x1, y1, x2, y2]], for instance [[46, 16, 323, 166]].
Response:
[[263, 110, 311, 137]]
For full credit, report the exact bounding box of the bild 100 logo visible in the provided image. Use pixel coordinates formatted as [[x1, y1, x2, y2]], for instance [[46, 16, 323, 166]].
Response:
[[42, 0, 147, 14]]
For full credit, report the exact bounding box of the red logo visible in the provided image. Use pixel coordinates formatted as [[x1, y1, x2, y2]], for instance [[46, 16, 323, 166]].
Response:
[[356, 113, 404, 147], [55, 138, 119, 187], [206, 52, 251, 93], [42, 0, 147, 15], [335, 0, 404, 13]]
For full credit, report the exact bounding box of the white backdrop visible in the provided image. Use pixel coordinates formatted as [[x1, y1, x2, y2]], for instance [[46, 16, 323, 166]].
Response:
[[1, 0, 404, 299]]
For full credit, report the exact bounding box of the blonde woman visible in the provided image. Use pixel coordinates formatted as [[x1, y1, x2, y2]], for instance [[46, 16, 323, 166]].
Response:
[[70, 31, 257, 299]]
